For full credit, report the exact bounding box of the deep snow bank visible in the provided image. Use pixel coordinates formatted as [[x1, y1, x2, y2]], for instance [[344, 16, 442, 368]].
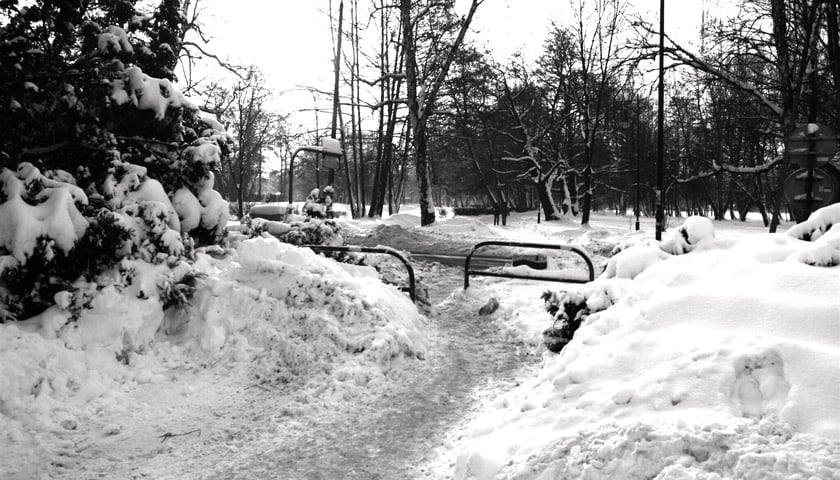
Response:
[[0, 236, 428, 477], [452, 216, 840, 480], [174, 236, 428, 390]]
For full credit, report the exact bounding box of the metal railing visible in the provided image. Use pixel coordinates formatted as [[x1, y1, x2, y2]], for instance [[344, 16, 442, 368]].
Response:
[[464, 241, 595, 289], [303, 245, 416, 302]]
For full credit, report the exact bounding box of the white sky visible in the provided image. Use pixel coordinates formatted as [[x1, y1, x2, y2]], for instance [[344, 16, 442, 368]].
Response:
[[195, 1, 710, 138]]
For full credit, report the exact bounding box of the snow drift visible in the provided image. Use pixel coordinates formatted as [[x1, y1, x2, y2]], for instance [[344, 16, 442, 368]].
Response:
[[451, 213, 840, 479], [0, 236, 428, 477]]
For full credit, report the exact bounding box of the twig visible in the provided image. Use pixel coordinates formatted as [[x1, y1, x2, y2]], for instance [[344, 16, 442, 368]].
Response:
[[243, 383, 272, 392], [158, 428, 201, 443]]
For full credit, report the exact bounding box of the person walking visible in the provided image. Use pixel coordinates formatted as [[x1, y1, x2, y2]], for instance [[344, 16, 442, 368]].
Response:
[[492, 202, 500, 225], [501, 200, 509, 226]]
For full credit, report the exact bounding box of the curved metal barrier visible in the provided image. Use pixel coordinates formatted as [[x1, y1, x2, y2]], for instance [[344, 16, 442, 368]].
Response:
[[464, 241, 595, 289], [303, 245, 416, 302]]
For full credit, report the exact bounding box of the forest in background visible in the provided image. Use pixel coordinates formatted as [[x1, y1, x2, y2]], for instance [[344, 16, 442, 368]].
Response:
[[3, 0, 839, 230]]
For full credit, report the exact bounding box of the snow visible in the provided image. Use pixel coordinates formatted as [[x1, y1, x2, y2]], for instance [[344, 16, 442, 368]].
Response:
[[1, 235, 428, 478], [96, 26, 133, 54], [171, 187, 202, 232], [109, 66, 195, 119], [1, 207, 839, 479], [442, 215, 840, 479], [0, 167, 88, 264]]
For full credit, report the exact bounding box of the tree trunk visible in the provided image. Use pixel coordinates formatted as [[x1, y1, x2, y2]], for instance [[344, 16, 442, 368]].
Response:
[[536, 179, 562, 220]]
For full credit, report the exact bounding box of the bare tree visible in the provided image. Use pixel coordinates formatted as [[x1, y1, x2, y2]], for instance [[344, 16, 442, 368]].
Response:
[[207, 67, 283, 216], [399, 0, 483, 226], [636, 0, 831, 231]]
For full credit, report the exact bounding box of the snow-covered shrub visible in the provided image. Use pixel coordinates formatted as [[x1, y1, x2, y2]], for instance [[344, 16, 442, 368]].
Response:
[[540, 280, 636, 353], [0, 3, 229, 323], [157, 263, 205, 311], [785, 203, 840, 267], [302, 186, 336, 219], [541, 290, 588, 352], [600, 245, 670, 280], [281, 218, 344, 247], [660, 216, 716, 255]]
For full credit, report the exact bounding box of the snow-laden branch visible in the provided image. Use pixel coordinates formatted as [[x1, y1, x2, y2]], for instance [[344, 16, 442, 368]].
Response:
[[361, 72, 406, 86], [369, 98, 408, 110], [634, 25, 784, 118], [672, 155, 783, 183]]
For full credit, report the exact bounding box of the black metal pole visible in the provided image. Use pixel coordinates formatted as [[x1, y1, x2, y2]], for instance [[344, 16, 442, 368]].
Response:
[[328, 0, 344, 187], [635, 96, 641, 231], [805, 133, 815, 218], [289, 148, 301, 206], [288, 146, 326, 205], [655, 0, 665, 241]]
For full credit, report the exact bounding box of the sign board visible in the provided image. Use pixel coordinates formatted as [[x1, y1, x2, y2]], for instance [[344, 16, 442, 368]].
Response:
[[319, 137, 342, 170], [321, 154, 340, 170], [320, 137, 342, 156], [783, 167, 839, 222], [786, 123, 837, 167]]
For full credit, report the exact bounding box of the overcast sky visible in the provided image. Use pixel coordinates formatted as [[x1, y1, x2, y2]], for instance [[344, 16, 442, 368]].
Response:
[[194, 0, 711, 144]]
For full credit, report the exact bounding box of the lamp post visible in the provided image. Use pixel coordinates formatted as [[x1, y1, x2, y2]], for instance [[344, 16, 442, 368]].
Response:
[[635, 96, 641, 231], [287, 138, 344, 206], [655, 0, 665, 241]]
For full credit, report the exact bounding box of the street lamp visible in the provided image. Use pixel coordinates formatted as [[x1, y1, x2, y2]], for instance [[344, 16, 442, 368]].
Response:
[[288, 138, 343, 206], [655, 0, 665, 240]]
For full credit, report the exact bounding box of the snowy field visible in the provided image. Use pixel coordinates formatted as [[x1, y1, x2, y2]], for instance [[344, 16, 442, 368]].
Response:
[[1, 205, 839, 479]]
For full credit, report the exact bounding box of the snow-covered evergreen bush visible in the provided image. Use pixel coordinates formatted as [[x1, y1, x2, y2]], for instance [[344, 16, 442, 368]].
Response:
[[540, 281, 632, 353], [785, 203, 840, 267], [0, 2, 229, 322], [541, 290, 588, 352]]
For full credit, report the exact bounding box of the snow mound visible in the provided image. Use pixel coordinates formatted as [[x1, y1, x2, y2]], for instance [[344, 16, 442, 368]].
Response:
[[660, 216, 717, 255], [464, 419, 840, 479], [450, 212, 840, 479], [0, 237, 429, 470], [165, 236, 428, 396], [600, 245, 670, 279], [427, 216, 498, 237], [384, 213, 420, 228], [785, 203, 840, 267]]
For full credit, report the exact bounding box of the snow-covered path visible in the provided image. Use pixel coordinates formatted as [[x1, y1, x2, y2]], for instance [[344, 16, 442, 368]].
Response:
[[200, 263, 540, 479], [46, 261, 542, 480]]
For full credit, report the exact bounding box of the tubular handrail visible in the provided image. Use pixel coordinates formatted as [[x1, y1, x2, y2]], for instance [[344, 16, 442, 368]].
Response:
[[464, 241, 595, 289], [303, 244, 416, 302]]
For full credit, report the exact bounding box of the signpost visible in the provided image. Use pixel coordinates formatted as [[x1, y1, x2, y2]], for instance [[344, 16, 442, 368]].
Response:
[[288, 139, 344, 205], [783, 123, 838, 223]]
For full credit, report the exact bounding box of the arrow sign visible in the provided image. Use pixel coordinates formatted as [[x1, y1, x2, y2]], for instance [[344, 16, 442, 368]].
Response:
[[784, 167, 839, 222], [786, 123, 837, 168]]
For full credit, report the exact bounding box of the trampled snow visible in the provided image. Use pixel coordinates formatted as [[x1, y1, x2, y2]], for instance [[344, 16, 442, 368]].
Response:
[[1, 207, 839, 479]]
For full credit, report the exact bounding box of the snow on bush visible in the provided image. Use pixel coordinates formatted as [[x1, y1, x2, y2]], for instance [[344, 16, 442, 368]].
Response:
[[97, 26, 133, 53], [109, 66, 195, 119], [0, 165, 88, 263], [0, 37, 229, 320], [785, 203, 840, 267], [600, 245, 670, 280], [659, 215, 717, 255], [602, 216, 732, 281], [450, 209, 840, 479]]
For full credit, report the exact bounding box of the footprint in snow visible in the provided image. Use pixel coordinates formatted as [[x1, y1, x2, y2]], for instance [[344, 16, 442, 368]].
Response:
[[731, 349, 791, 418]]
